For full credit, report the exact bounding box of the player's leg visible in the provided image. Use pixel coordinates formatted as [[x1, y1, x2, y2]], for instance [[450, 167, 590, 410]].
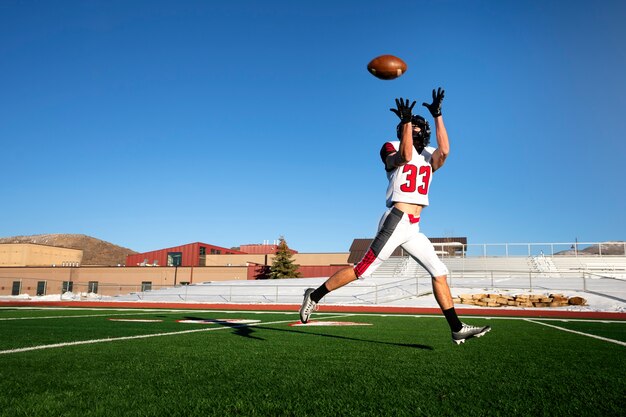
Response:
[[300, 207, 407, 323], [431, 274, 454, 310], [401, 232, 454, 309], [299, 267, 356, 322], [324, 266, 358, 292], [402, 232, 491, 344]]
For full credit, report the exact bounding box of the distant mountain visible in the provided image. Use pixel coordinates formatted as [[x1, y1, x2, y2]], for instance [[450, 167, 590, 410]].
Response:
[[0, 234, 138, 266], [555, 241, 626, 256]]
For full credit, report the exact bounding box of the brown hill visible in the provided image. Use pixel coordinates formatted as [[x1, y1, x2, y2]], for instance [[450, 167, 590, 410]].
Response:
[[555, 241, 626, 256], [580, 242, 626, 255], [0, 234, 138, 266]]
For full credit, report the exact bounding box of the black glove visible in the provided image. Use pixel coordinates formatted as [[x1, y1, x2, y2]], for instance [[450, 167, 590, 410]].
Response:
[[390, 98, 416, 124], [422, 87, 445, 118]]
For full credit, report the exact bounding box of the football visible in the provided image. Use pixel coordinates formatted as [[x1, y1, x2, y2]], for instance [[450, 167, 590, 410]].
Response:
[[367, 55, 407, 80]]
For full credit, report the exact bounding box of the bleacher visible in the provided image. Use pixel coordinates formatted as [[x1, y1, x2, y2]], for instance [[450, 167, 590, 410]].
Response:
[[443, 257, 531, 272], [368, 255, 626, 280], [551, 256, 626, 278], [369, 257, 406, 278]]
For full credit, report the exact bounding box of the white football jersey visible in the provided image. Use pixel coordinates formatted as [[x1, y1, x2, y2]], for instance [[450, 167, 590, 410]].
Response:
[[380, 141, 436, 207]]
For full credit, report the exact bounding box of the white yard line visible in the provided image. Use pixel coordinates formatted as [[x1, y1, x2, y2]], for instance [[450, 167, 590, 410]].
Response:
[[3, 309, 624, 323], [325, 312, 626, 324], [0, 312, 179, 321], [0, 314, 352, 355], [525, 319, 626, 347], [0, 310, 339, 321]]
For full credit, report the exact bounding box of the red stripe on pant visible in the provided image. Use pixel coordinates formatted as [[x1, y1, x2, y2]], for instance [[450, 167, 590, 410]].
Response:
[[354, 248, 375, 278]]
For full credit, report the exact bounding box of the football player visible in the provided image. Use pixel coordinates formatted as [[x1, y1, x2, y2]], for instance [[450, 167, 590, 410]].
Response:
[[300, 88, 491, 344]]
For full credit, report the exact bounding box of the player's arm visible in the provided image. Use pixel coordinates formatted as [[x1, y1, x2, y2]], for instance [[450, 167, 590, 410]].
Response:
[[423, 88, 449, 171], [384, 122, 413, 169], [387, 98, 415, 170], [431, 116, 449, 171]]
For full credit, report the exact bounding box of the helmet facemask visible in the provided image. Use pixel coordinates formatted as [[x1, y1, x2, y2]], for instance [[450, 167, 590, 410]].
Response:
[[396, 115, 431, 153]]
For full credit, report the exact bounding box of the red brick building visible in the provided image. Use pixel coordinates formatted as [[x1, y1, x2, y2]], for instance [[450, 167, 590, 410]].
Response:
[[126, 242, 245, 267]]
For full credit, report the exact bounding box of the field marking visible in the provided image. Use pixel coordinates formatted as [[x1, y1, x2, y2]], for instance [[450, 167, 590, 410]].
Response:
[[0, 314, 351, 356], [525, 319, 626, 346], [318, 312, 626, 324], [0, 312, 182, 321], [0, 308, 356, 321], [2, 308, 625, 323], [0, 310, 327, 321]]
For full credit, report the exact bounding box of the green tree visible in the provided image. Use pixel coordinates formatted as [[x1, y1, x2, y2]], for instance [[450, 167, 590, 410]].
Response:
[[269, 237, 301, 279]]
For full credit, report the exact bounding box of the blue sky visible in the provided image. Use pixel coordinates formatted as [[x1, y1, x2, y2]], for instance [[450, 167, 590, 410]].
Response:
[[1, 0, 625, 253]]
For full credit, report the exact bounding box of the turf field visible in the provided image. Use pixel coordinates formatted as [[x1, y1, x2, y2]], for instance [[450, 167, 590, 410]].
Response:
[[0, 307, 624, 417]]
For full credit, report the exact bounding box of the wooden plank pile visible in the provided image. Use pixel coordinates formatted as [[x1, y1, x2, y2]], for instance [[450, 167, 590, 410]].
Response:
[[453, 293, 587, 308]]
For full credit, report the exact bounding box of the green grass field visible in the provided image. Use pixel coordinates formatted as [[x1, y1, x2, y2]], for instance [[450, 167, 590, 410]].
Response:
[[1, 307, 624, 417]]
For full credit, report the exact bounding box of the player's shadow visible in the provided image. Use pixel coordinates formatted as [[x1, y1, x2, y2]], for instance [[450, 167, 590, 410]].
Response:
[[183, 316, 264, 341], [181, 316, 433, 349], [256, 325, 434, 350]]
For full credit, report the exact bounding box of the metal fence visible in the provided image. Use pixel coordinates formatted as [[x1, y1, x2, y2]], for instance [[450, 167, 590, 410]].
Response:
[[3, 270, 623, 306], [454, 242, 626, 257], [0, 280, 427, 304]]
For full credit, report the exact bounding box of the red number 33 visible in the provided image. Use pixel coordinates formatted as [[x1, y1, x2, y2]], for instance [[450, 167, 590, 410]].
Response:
[[400, 164, 431, 195]]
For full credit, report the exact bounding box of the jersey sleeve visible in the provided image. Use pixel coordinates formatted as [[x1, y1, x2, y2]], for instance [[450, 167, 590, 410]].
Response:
[[379, 142, 396, 164]]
